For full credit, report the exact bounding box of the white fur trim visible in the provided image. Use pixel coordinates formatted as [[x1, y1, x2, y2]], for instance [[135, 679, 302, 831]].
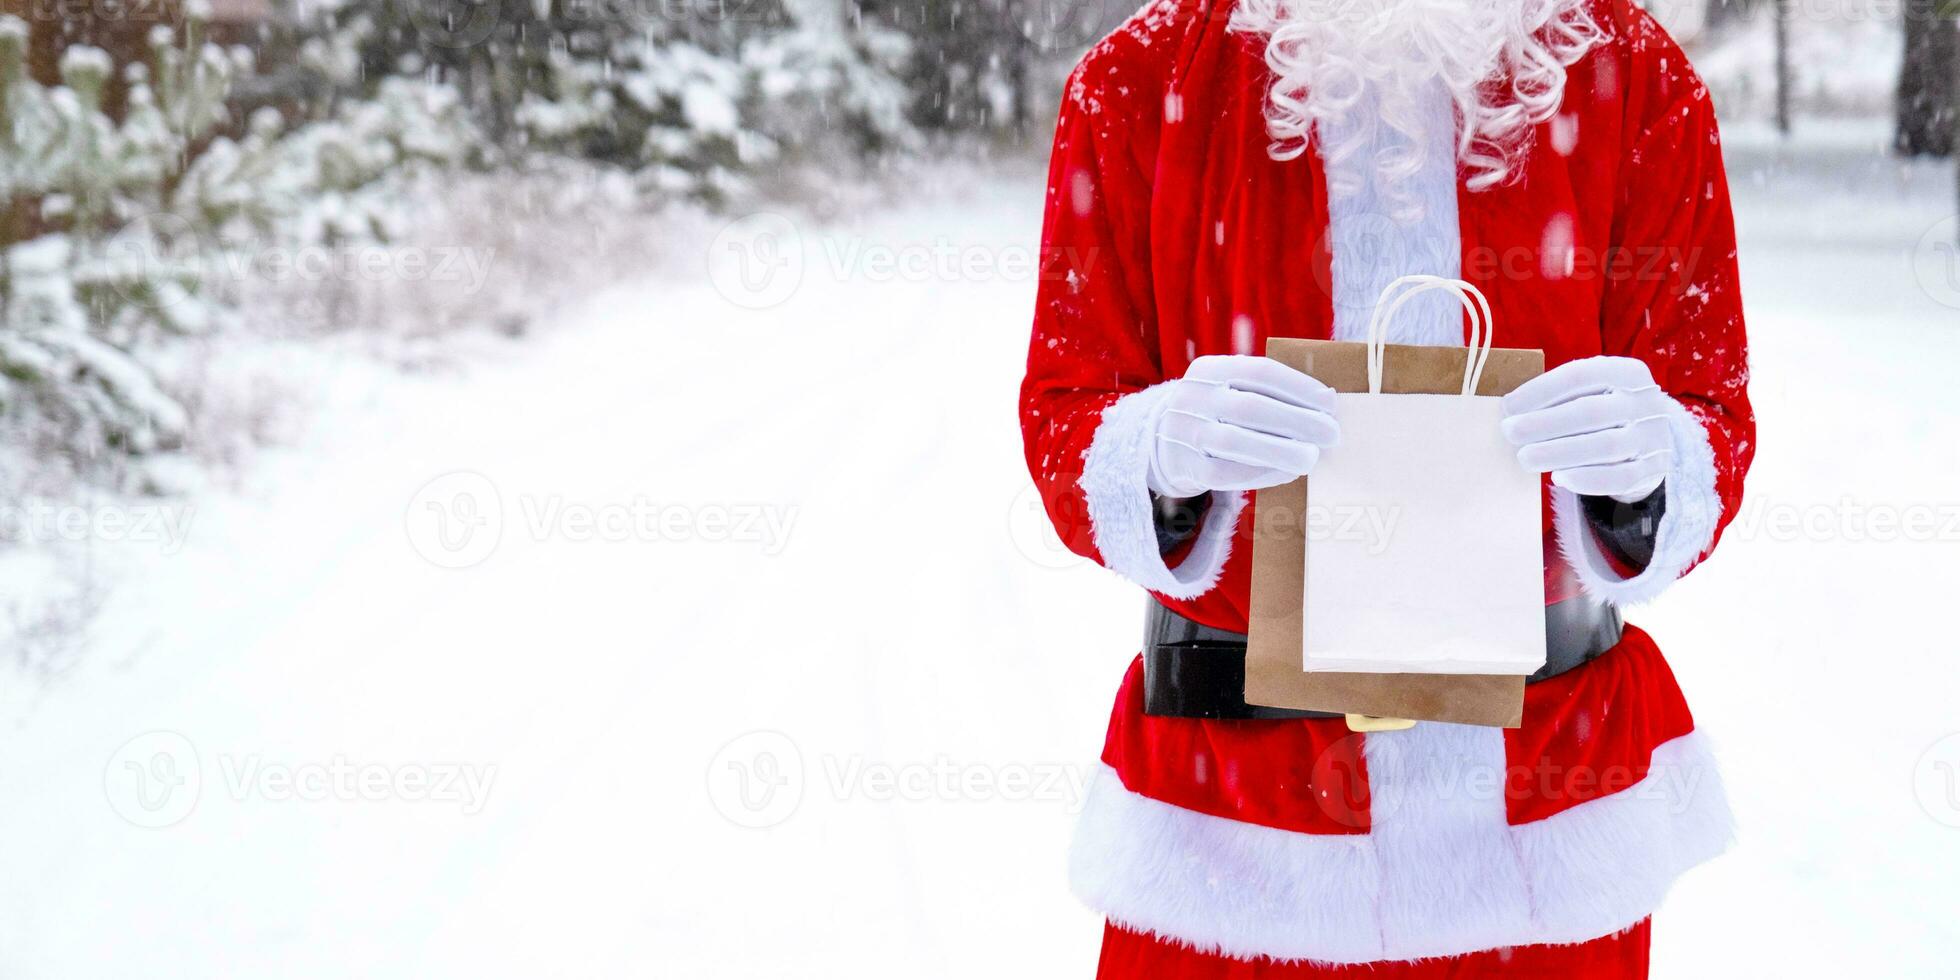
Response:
[[1514, 734, 1735, 946], [1324, 81, 1465, 346], [1078, 385, 1249, 600], [1069, 729, 1731, 965], [1553, 398, 1723, 606], [1364, 723, 1532, 960]]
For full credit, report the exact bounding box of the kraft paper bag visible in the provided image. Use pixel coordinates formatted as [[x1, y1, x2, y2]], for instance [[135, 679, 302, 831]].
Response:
[[1305, 280, 1548, 676], [1244, 277, 1547, 728]]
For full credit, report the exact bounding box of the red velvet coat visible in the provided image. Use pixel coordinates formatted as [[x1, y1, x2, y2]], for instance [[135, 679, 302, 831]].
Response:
[[1019, 0, 1754, 970]]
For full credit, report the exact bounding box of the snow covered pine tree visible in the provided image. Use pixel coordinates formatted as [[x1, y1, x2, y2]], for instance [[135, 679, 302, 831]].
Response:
[[1020, 0, 1754, 976]]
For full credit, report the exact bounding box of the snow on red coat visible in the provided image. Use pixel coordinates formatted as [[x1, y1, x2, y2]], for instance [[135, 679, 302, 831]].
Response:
[[1019, 0, 1754, 966]]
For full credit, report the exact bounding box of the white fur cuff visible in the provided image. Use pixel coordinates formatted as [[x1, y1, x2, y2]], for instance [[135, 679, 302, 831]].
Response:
[[1078, 385, 1247, 600], [1553, 398, 1723, 606]]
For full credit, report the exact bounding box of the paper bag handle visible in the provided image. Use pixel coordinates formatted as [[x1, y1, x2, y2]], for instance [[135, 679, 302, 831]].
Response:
[[1364, 275, 1496, 396]]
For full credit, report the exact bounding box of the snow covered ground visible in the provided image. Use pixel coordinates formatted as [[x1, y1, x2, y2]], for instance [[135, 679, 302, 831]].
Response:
[[4, 126, 1960, 977]]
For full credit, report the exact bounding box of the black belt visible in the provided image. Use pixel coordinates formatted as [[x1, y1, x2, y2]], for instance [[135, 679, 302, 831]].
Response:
[[1143, 597, 1624, 720]]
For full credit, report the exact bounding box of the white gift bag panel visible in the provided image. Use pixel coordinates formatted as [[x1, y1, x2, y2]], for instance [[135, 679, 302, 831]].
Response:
[[1303, 276, 1548, 676]]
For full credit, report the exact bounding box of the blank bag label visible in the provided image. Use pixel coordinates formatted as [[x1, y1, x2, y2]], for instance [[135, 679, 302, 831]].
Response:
[[1303, 392, 1548, 675]]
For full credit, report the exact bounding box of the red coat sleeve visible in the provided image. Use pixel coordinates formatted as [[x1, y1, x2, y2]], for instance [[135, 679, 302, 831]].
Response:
[[1557, 6, 1757, 603], [1018, 23, 1248, 599]]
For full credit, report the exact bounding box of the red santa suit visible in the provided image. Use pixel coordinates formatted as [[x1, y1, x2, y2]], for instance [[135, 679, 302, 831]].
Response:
[[1019, 0, 1755, 974]]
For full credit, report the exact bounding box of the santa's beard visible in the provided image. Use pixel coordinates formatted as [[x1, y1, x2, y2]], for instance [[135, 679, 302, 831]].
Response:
[[1230, 0, 1607, 212]]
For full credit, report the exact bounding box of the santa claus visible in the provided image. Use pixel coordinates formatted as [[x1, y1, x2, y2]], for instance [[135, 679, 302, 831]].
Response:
[[1019, 0, 1754, 976]]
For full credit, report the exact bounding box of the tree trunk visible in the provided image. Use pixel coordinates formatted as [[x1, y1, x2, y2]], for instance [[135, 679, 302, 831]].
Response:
[[1704, 0, 1751, 33], [998, 0, 1032, 140], [1006, 47, 1030, 140], [1898, 0, 1957, 157], [1774, 0, 1793, 136]]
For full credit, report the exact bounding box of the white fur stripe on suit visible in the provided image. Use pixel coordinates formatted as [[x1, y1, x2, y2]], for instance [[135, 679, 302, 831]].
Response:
[[1323, 80, 1467, 346], [1067, 729, 1733, 964]]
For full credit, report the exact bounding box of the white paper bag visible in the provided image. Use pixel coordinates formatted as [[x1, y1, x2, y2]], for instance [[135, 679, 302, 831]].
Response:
[[1303, 276, 1548, 676]]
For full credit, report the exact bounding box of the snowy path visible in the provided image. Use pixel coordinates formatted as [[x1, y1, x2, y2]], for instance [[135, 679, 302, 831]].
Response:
[[5, 139, 1960, 977], [1, 163, 1128, 979]]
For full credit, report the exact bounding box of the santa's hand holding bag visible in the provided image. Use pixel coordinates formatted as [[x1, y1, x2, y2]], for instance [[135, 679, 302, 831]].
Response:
[[1504, 357, 1679, 502], [1137, 346, 1688, 511], [1145, 356, 1342, 499]]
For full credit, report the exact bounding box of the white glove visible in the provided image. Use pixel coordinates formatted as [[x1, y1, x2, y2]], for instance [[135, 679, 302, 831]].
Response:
[[1147, 355, 1341, 499], [1500, 355, 1675, 503]]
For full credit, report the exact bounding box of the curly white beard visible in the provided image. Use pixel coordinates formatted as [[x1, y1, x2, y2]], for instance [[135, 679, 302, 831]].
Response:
[[1230, 0, 1608, 210]]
